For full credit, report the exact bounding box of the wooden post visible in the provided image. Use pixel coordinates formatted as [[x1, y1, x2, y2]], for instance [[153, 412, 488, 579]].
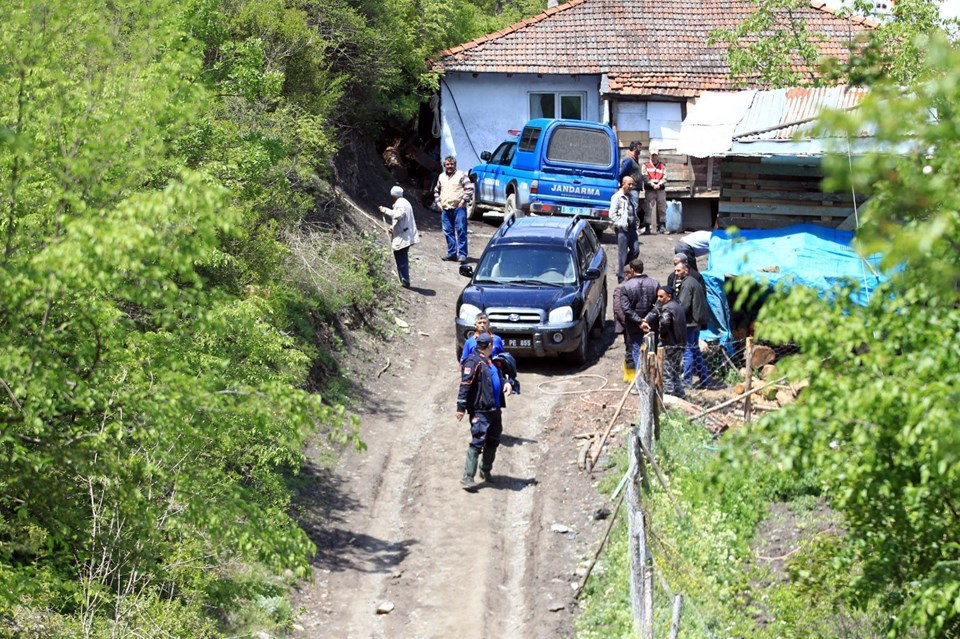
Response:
[[669, 594, 683, 639], [628, 430, 645, 631], [655, 346, 664, 441], [744, 337, 753, 424], [640, 342, 649, 382], [636, 508, 654, 639]]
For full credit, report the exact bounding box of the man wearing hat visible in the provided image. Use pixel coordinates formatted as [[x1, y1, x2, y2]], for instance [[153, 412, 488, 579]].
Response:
[[456, 334, 516, 491], [379, 185, 419, 288]]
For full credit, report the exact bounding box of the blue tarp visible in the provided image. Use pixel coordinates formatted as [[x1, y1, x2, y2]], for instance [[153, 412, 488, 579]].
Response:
[[700, 224, 886, 344]]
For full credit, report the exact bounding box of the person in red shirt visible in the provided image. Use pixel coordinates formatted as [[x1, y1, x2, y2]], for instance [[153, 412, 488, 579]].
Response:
[[641, 149, 667, 235]]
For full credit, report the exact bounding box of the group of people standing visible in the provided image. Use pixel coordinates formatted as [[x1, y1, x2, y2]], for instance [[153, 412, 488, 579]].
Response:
[[612, 235, 714, 398]]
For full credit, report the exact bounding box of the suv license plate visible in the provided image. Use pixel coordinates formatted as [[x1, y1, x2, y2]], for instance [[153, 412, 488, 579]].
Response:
[[505, 337, 532, 348], [561, 206, 593, 216]]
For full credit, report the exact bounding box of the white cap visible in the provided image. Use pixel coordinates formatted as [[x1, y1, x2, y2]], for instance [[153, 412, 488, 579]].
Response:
[[390, 186, 403, 197]]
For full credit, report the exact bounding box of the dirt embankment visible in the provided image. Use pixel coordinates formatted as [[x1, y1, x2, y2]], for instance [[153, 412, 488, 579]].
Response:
[[292, 189, 683, 638]]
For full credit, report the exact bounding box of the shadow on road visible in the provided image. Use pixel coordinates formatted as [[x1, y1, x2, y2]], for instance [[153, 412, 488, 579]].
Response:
[[499, 434, 538, 447], [479, 476, 538, 492], [293, 460, 417, 574]]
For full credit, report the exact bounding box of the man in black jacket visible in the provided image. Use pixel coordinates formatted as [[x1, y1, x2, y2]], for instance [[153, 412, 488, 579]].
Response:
[[643, 286, 687, 398], [675, 259, 712, 388], [456, 335, 516, 491], [619, 258, 660, 371]]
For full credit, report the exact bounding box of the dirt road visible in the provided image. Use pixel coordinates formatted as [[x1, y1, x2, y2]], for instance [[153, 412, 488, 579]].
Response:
[[293, 203, 682, 639]]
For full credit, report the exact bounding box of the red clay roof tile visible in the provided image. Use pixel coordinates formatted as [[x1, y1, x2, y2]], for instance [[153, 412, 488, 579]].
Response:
[[434, 0, 873, 95]]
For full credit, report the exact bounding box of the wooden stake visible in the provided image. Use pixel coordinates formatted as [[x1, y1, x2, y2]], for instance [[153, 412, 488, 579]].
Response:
[[573, 489, 626, 600], [744, 337, 753, 424], [640, 509, 654, 639], [697, 376, 788, 419], [669, 594, 684, 639], [638, 438, 685, 520], [586, 381, 634, 472]]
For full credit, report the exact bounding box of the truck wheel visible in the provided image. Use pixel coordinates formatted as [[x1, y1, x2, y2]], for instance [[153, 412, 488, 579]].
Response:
[[505, 193, 523, 220], [567, 319, 589, 365], [467, 193, 482, 221]]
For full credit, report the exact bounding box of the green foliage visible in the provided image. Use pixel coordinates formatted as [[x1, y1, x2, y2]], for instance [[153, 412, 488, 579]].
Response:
[[578, 412, 885, 638], [711, 0, 953, 88], [0, 0, 368, 636], [836, 0, 948, 86], [708, 0, 835, 87], [735, 36, 960, 638]]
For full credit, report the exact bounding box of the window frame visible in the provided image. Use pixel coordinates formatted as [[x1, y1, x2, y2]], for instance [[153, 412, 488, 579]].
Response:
[[528, 92, 586, 120]]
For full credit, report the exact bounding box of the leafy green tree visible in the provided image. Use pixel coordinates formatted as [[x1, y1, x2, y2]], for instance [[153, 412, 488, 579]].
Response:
[[735, 36, 960, 637], [710, 0, 953, 88], [0, 1, 358, 635]]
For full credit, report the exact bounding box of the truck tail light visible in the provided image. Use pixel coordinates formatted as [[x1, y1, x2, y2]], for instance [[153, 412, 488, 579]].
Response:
[[598, 209, 609, 219], [530, 180, 538, 195]]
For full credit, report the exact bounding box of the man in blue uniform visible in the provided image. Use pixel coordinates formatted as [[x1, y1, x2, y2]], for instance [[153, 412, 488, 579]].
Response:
[[456, 335, 516, 491]]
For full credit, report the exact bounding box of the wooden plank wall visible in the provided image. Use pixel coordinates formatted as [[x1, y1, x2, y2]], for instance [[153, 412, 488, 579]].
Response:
[[720, 158, 868, 229]]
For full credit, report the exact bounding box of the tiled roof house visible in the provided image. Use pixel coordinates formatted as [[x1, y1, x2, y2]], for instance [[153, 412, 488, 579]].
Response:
[[433, 0, 873, 228]]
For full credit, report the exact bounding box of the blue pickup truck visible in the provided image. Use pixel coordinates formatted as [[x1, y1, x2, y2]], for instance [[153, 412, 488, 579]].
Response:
[[468, 118, 620, 226]]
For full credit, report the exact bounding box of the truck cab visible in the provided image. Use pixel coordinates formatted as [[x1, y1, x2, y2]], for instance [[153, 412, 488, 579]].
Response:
[[469, 119, 620, 226]]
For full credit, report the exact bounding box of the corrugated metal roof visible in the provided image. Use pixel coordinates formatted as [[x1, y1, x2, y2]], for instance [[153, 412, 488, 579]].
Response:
[[733, 86, 869, 140]]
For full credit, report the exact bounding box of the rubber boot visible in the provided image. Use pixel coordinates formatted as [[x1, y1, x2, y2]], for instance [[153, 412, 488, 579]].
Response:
[[479, 447, 497, 484], [461, 447, 479, 491]]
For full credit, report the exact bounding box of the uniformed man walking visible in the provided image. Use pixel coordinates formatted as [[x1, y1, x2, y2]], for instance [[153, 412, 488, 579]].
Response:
[[456, 335, 516, 491]]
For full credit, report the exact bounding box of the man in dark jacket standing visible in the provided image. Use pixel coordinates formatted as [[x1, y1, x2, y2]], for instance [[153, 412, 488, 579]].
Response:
[[619, 258, 660, 371], [675, 259, 712, 388], [643, 286, 687, 398], [456, 335, 515, 491]]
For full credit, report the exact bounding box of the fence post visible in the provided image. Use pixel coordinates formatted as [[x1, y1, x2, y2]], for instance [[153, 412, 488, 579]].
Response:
[[641, 508, 654, 639], [744, 337, 753, 424], [654, 346, 664, 441], [669, 594, 683, 639], [628, 427, 645, 633]]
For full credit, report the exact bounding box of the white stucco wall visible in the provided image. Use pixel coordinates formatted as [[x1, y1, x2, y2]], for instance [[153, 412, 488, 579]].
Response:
[[614, 101, 683, 150], [439, 72, 602, 170]]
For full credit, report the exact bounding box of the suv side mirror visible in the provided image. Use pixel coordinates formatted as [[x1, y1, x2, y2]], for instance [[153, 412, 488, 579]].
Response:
[[583, 267, 601, 280], [480, 151, 492, 162], [459, 264, 475, 278]]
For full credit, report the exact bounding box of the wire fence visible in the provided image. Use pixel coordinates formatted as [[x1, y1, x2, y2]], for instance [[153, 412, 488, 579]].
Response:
[[619, 336, 799, 638]]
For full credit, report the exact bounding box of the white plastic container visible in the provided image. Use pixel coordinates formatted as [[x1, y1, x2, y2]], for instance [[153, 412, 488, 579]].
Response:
[[665, 200, 683, 233]]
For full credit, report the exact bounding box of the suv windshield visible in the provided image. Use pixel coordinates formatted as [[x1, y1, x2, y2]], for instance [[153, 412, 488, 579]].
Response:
[[474, 245, 577, 286]]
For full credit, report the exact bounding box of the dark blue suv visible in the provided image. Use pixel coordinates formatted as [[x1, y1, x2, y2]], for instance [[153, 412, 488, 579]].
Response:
[[455, 216, 607, 364]]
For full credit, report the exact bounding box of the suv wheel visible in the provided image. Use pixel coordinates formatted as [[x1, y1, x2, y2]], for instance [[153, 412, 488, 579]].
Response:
[[567, 318, 589, 365]]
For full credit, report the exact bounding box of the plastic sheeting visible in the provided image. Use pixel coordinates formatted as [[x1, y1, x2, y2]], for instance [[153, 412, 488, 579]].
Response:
[[700, 224, 886, 344]]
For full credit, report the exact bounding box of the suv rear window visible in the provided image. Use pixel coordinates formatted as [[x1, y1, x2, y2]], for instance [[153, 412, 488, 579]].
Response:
[[545, 127, 611, 166]]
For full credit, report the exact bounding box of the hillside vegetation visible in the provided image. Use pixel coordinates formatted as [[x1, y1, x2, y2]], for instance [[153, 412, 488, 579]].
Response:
[[577, 34, 960, 639], [0, 0, 543, 636]]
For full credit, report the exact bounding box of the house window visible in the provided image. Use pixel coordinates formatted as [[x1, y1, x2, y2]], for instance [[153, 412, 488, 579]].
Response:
[[529, 92, 585, 120]]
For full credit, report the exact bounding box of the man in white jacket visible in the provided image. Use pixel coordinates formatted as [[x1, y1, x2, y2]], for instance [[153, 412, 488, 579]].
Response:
[[609, 176, 639, 283], [380, 186, 419, 288]]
